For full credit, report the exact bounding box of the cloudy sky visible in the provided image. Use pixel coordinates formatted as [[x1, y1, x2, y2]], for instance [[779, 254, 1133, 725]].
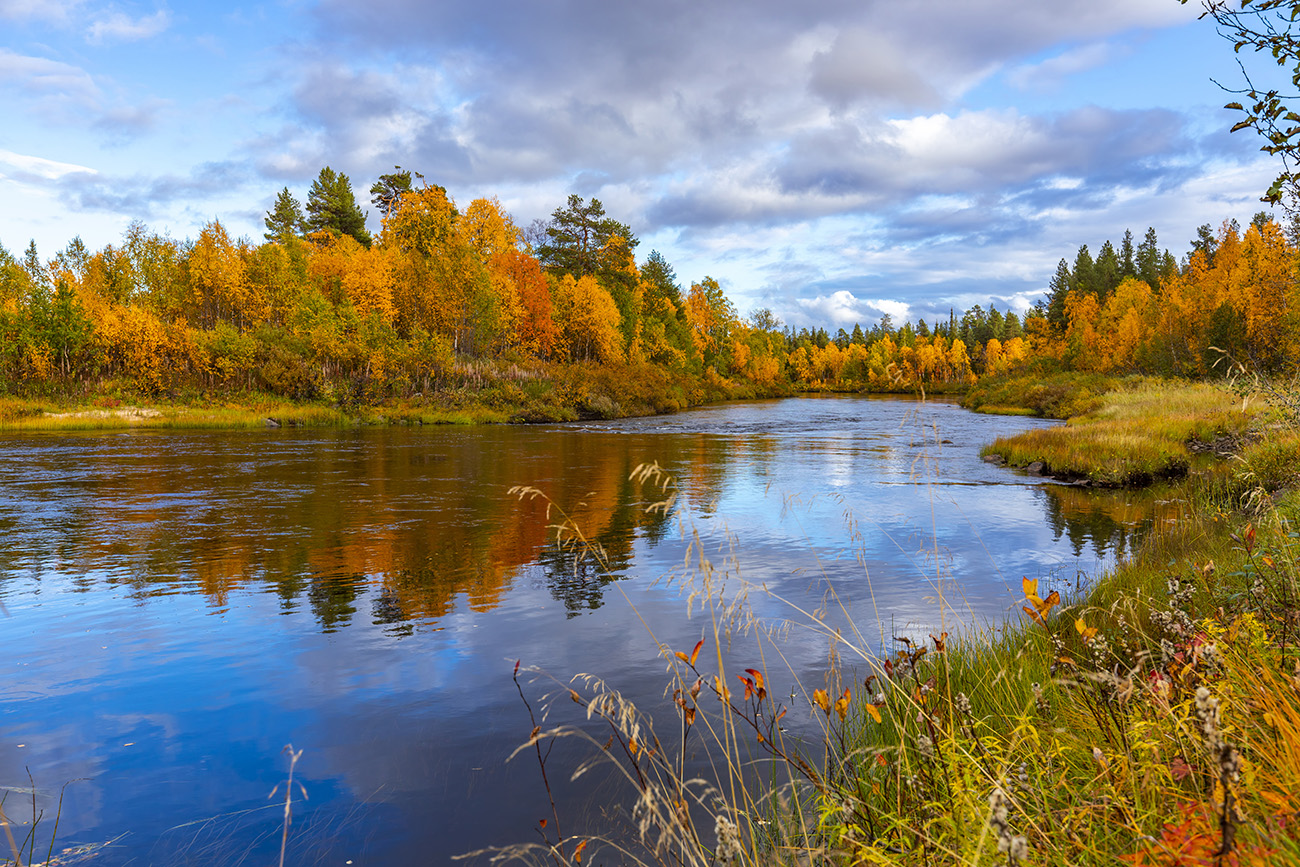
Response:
[[0, 0, 1284, 329]]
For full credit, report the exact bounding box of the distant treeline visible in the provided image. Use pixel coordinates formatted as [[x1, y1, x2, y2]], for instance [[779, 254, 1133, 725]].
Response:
[[0, 167, 1293, 413]]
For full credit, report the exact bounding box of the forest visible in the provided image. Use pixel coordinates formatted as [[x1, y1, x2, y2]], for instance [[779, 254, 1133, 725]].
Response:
[[1, 165, 1295, 419]]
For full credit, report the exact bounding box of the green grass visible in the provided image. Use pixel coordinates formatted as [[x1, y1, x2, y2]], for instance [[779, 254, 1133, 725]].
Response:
[[963, 371, 1120, 419], [489, 383, 1300, 867], [982, 379, 1255, 486]]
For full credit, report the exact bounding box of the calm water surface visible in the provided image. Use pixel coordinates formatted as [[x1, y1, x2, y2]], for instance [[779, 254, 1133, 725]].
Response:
[[0, 395, 1179, 864]]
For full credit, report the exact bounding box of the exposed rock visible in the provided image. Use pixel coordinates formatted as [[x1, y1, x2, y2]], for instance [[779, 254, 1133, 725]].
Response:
[[1025, 461, 1047, 476], [265, 417, 281, 428], [982, 454, 1005, 466]]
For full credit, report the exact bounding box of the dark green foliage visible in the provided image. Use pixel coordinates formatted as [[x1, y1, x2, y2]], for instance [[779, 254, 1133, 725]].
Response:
[[539, 194, 640, 344], [1203, 301, 1250, 373], [369, 168, 414, 221], [1190, 223, 1217, 267], [537, 194, 637, 281], [265, 188, 306, 241], [305, 167, 371, 248], [1071, 244, 1097, 297], [1137, 227, 1162, 290], [640, 249, 682, 312], [1096, 240, 1120, 300], [1047, 258, 1071, 325], [1120, 228, 1137, 280]]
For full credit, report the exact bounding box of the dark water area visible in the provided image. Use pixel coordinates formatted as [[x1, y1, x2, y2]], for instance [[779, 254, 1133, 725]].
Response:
[[0, 395, 1187, 864]]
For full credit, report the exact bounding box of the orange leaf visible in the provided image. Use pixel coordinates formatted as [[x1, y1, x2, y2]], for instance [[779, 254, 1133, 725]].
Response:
[[745, 669, 766, 691], [775, 707, 787, 723], [930, 631, 948, 652], [737, 675, 754, 700], [1075, 618, 1098, 640], [629, 738, 639, 756], [684, 707, 696, 726], [813, 688, 830, 715], [1261, 790, 1294, 810], [574, 840, 589, 863], [689, 639, 704, 666], [675, 651, 690, 663], [835, 688, 851, 722], [865, 703, 882, 724]]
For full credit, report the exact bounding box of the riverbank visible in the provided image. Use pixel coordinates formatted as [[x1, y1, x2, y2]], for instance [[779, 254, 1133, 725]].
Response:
[[773, 375, 1300, 864], [521, 375, 1300, 866]]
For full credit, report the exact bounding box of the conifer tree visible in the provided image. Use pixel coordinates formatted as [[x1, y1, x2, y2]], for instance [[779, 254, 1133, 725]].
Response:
[[305, 167, 371, 248], [1120, 229, 1136, 280], [264, 188, 306, 241], [1137, 227, 1162, 289], [370, 168, 414, 221], [1046, 258, 1071, 326]]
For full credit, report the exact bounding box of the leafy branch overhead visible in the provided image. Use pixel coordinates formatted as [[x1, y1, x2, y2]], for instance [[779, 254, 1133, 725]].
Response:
[[1191, 0, 1300, 209]]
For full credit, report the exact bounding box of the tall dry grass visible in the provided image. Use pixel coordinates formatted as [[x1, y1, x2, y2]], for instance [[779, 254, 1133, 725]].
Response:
[[477, 382, 1300, 866]]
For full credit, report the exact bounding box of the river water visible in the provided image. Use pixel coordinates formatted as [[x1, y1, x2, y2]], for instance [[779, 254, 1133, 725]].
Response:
[[0, 395, 1175, 864]]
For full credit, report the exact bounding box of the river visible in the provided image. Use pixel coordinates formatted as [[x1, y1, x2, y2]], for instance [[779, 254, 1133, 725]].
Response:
[[0, 395, 1178, 864]]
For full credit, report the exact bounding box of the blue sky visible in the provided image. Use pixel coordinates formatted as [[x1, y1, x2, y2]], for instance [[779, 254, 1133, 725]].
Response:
[[0, 0, 1284, 329]]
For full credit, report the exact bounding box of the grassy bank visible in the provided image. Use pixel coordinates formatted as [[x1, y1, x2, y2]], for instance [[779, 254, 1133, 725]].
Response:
[[0, 356, 800, 432], [492, 379, 1300, 867], [975, 377, 1259, 487]]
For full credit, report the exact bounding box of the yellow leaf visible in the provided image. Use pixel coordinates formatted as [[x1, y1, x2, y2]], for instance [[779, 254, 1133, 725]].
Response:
[[675, 651, 690, 663], [835, 687, 851, 722], [813, 688, 830, 715], [865, 703, 882, 724], [1261, 790, 1294, 810], [1075, 618, 1098, 640]]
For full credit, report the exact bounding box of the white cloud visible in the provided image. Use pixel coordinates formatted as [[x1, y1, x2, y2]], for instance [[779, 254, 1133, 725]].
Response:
[[0, 149, 97, 180], [1006, 42, 1119, 91], [0, 0, 81, 22], [0, 49, 99, 98], [87, 8, 170, 44], [797, 291, 911, 329]]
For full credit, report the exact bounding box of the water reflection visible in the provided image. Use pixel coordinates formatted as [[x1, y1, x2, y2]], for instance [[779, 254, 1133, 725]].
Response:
[[1040, 482, 1190, 563], [0, 410, 1181, 630], [0, 397, 1183, 864]]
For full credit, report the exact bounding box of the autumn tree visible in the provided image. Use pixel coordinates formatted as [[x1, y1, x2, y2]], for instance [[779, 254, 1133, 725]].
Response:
[[684, 276, 738, 371], [537, 195, 640, 342]]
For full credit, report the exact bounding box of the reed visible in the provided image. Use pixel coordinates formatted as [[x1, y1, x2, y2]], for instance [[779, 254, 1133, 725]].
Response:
[[484, 384, 1300, 866]]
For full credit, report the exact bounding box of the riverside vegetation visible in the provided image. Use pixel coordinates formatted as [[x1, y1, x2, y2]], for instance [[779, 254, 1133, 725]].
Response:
[[10, 107, 1300, 867], [4, 163, 1300, 430], [483, 371, 1300, 867]]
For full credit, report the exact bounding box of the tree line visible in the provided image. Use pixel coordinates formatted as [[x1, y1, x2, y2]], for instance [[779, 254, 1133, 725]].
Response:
[[0, 166, 1295, 411]]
